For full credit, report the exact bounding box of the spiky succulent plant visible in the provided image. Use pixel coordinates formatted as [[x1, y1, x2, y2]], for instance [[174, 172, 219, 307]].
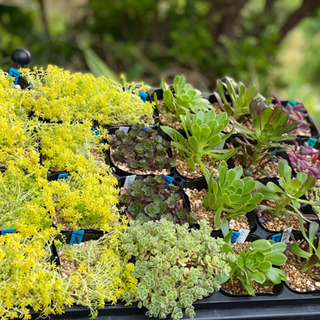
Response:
[[119, 175, 197, 225], [108, 124, 175, 172]]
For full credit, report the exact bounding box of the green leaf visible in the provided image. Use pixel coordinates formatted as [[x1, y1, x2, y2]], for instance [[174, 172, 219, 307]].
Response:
[[264, 268, 282, 284], [265, 253, 287, 266], [250, 240, 271, 251], [252, 271, 266, 284]]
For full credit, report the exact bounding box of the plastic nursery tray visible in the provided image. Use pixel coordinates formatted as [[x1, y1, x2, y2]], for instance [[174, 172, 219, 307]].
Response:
[[34, 217, 320, 320]]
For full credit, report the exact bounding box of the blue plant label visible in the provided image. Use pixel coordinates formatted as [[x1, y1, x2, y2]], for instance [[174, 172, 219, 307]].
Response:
[[9, 68, 20, 85], [91, 128, 100, 135], [307, 137, 317, 148], [124, 175, 136, 188], [231, 231, 241, 243], [1, 228, 15, 236], [139, 91, 148, 102], [70, 230, 85, 244], [164, 175, 174, 187], [288, 100, 297, 106], [142, 126, 148, 131], [119, 126, 130, 134], [236, 229, 250, 243], [271, 233, 281, 243], [281, 226, 293, 243], [57, 173, 69, 180]]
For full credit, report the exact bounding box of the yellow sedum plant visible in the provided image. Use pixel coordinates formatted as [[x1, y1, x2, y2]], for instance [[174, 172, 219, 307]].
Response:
[[43, 168, 120, 231], [57, 231, 137, 319], [21, 65, 154, 125], [0, 232, 73, 320]]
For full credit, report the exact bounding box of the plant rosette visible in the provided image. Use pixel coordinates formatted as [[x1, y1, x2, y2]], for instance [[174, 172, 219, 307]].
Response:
[[107, 124, 175, 176], [121, 219, 236, 320], [43, 169, 120, 232], [20, 65, 155, 126], [221, 222, 287, 296], [161, 110, 238, 180], [119, 175, 197, 225], [181, 177, 256, 231], [153, 75, 211, 130], [55, 231, 137, 319], [0, 231, 73, 320]]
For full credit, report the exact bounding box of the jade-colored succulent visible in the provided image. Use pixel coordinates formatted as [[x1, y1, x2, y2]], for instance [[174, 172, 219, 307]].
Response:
[[222, 227, 287, 296], [156, 75, 211, 122], [203, 161, 263, 228], [119, 175, 197, 224], [161, 110, 238, 171]]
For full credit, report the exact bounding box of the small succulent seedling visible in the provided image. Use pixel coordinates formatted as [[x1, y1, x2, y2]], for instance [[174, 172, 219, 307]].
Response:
[[202, 161, 263, 228], [221, 220, 287, 296], [161, 109, 238, 171], [119, 175, 197, 224], [289, 221, 320, 273], [216, 77, 270, 121], [155, 75, 211, 122], [255, 160, 320, 221], [108, 124, 175, 172], [232, 100, 298, 176]]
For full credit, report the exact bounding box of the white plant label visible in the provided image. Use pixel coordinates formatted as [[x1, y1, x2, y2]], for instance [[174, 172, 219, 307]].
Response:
[[124, 175, 136, 188], [236, 229, 250, 243], [215, 132, 226, 150], [118, 126, 130, 134], [281, 226, 293, 243]]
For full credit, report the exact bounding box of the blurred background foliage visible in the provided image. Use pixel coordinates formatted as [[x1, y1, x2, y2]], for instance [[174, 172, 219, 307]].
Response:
[[1, 0, 320, 125]]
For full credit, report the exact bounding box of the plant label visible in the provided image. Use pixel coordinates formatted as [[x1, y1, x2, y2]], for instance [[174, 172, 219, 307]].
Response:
[[237, 229, 250, 243], [70, 230, 85, 245], [1, 228, 15, 236], [281, 227, 293, 243], [119, 127, 130, 134], [215, 132, 226, 150], [9, 68, 20, 85], [124, 175, 136, 188], [307, 137, 317, 148]]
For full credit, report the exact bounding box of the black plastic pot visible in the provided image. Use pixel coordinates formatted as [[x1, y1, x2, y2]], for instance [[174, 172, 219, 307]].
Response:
[[106, 127, 175, 178]]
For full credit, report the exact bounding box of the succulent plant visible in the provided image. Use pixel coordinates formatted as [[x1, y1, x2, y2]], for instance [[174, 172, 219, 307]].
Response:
[[232, 100, 298, 176], [122, 219, 235, 320], [161, 110, 238, 171], [289, 221, 320, 273], [222, 221, 287, 296], [119, 175, 197, 225], [108, 124, 175, 172], [155, 75, 211, 122], [202, 160, 263, 228], [288, 141, 320, 178], [216, 77, 270, 121], [255, 160, 320, 221], [274, 98, 311, 135]]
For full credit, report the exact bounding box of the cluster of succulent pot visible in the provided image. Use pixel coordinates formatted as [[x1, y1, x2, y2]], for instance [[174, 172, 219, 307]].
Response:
[[2, 66, 320, 320]]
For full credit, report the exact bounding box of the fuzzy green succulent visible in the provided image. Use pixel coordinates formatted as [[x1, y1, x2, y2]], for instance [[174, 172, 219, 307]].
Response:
[[155, 75, 211, 122], [222, 220, 287, 296], [108, 124, 175, 173], [161, 110, 238, 171], [232, 100, 298, 176], [202, 160, 263, 228], [119, 175, 197, 225], [122, 219, 235, 320]]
